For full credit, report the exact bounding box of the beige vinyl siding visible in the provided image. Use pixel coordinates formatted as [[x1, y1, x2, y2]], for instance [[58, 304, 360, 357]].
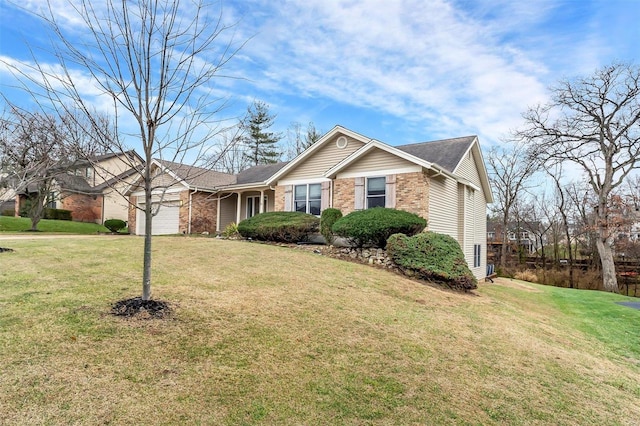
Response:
[[152, 172, 184, 189], [91, 156, 137, 186], [473, 184, 488, 279], [455, 146, 489, 279], [336, 148, 418, 177], [427, 175, 459, 239], [455, 149, 483, 188], [218, 193, 237, 232], [282, 136, 364, 181]]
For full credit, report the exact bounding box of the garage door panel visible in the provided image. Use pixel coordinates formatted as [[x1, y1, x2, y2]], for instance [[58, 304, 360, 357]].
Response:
[[137, 201, 180, 235]]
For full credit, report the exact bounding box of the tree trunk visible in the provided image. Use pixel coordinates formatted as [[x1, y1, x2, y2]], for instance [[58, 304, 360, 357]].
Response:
[[142, 163, 153, 301], [596, 237, 618, 292]]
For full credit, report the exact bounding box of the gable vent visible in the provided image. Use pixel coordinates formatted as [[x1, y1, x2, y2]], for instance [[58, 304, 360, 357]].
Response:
[[336, 136, 348, 149]]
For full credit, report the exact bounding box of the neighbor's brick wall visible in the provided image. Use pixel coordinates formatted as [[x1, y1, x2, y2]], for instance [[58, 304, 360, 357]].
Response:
[[61, 193, 103, 223], [128, 195, 136, 234], [395, 172, 429, 219], [181, 191, 218, 234], [333, 178, 356, 214]]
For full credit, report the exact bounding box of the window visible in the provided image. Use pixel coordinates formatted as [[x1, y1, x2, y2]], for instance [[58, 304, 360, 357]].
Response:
[[294, 184, 321, 215], [366, 177, 385, 208], [246, 195, 267, 218], [473, 244, 481, 268], [46, 192, 57, 209], [487, 231, 495, 240]]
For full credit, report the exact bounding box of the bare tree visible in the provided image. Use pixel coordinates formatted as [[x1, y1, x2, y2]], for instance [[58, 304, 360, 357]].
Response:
[[283, 121, 321, 160], [487, 141, 539, 268], [0, 106, 100, 230], [205, 126, 250, 174], [5, 0, 244, 302], [520, 63, 640, 292]]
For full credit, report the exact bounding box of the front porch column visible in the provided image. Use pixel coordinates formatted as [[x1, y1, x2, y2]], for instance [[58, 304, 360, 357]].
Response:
[[259, 189, 265, 214], [236, 191, 242, 224]]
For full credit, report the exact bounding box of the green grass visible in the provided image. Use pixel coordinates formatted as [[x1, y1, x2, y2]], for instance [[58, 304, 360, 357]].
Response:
[[0, 215, 109, 233], [1, 236, 639, 425]]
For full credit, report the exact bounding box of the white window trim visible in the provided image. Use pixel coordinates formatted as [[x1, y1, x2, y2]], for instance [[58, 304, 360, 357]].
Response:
[[294, 183, 322, 215], [366, 176, 386, 209]]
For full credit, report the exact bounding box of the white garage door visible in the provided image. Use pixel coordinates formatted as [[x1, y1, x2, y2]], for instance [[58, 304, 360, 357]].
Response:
[[137, 201, 180, 235]]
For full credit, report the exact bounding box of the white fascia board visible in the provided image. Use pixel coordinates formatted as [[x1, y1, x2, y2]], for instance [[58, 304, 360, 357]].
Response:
[[131, 187, 186, 198], [336, 165, 422, 179], [265, 125, 374, 185], [452, 137, 494, 203], [277, 176, 333, 186]]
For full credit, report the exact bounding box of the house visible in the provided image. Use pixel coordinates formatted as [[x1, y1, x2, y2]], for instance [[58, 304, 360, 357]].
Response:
[[487, 220, 541, 259], [14, 151, 143, 223], [127, 125, 493, 279]]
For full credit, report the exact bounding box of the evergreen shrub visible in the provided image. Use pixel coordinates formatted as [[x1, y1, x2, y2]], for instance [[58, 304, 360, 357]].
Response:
[[320, 208, 342, 244], [104, 219, 127, 233], [386, 232, 477, 291], [331, 207, 426, 248], [237, 211, 320, 243]]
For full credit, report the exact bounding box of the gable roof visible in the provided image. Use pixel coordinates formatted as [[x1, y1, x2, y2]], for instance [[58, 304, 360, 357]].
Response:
[[266, 125, 371, 185], [155, 159, 236, 191], [395, 136, 476, 173]]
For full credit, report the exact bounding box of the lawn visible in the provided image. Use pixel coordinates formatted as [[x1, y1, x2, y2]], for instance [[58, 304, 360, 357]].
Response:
[[0, 215, 110, 234], [1, 236, 639, 425]]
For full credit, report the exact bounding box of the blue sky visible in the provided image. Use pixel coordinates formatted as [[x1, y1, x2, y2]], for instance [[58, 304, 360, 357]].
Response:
[[1, 0, 639, 153]]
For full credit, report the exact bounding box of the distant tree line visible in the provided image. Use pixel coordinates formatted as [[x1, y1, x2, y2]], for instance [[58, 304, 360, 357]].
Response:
[[488, 62, 640, 293]]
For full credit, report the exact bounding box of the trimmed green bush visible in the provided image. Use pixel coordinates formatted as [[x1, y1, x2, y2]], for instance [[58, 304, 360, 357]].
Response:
[[320, 208, 342, 244], [104, 219, 127, 233], [45, 208, 72, 221], [237, 211, 320, 243], [387, 232, 477, 291], [331, 207, 427, 248]]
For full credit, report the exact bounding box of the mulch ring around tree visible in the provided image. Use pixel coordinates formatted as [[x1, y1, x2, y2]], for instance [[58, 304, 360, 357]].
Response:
[[0, 247, 14, 253], [111, 297, 172, 319]]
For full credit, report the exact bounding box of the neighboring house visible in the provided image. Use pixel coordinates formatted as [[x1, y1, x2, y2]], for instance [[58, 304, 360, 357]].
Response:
[[487, 220, 541, 257], [14, 151, 142, 223], [128, 126, 493, 280]]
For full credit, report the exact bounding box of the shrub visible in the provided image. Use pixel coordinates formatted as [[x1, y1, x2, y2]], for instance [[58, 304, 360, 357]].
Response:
[[320, 208, 342, 244], [387, 232, 478, 291], [237, 211, 320, 243], [104, 219, 127, 233], [221, 222, 240, 239], [331, 208, 426, 248], [45, 208, 72, 221]]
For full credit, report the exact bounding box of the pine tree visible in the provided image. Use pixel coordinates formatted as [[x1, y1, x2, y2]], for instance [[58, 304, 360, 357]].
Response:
[[241, 101, 282, 165]]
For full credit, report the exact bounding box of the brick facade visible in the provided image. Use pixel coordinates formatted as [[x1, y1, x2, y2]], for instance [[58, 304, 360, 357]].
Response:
[[332, 178, 356, 214], [274, 185, 286, 211], [61, 193, 103, 223], [273, 172, 429, 219], [127, 195, 137, 233], [181, 191, 218, 234], [395, 172, 429, 219]]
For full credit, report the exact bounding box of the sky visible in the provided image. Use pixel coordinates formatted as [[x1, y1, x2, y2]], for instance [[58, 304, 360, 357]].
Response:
[[0, 0, 639, 154]]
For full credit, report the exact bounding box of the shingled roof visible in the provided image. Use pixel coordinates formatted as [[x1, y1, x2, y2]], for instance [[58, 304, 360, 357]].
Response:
[[236, 162, 289, 185], [395, 136, 476, 173], [155, 159, 236, 190]]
